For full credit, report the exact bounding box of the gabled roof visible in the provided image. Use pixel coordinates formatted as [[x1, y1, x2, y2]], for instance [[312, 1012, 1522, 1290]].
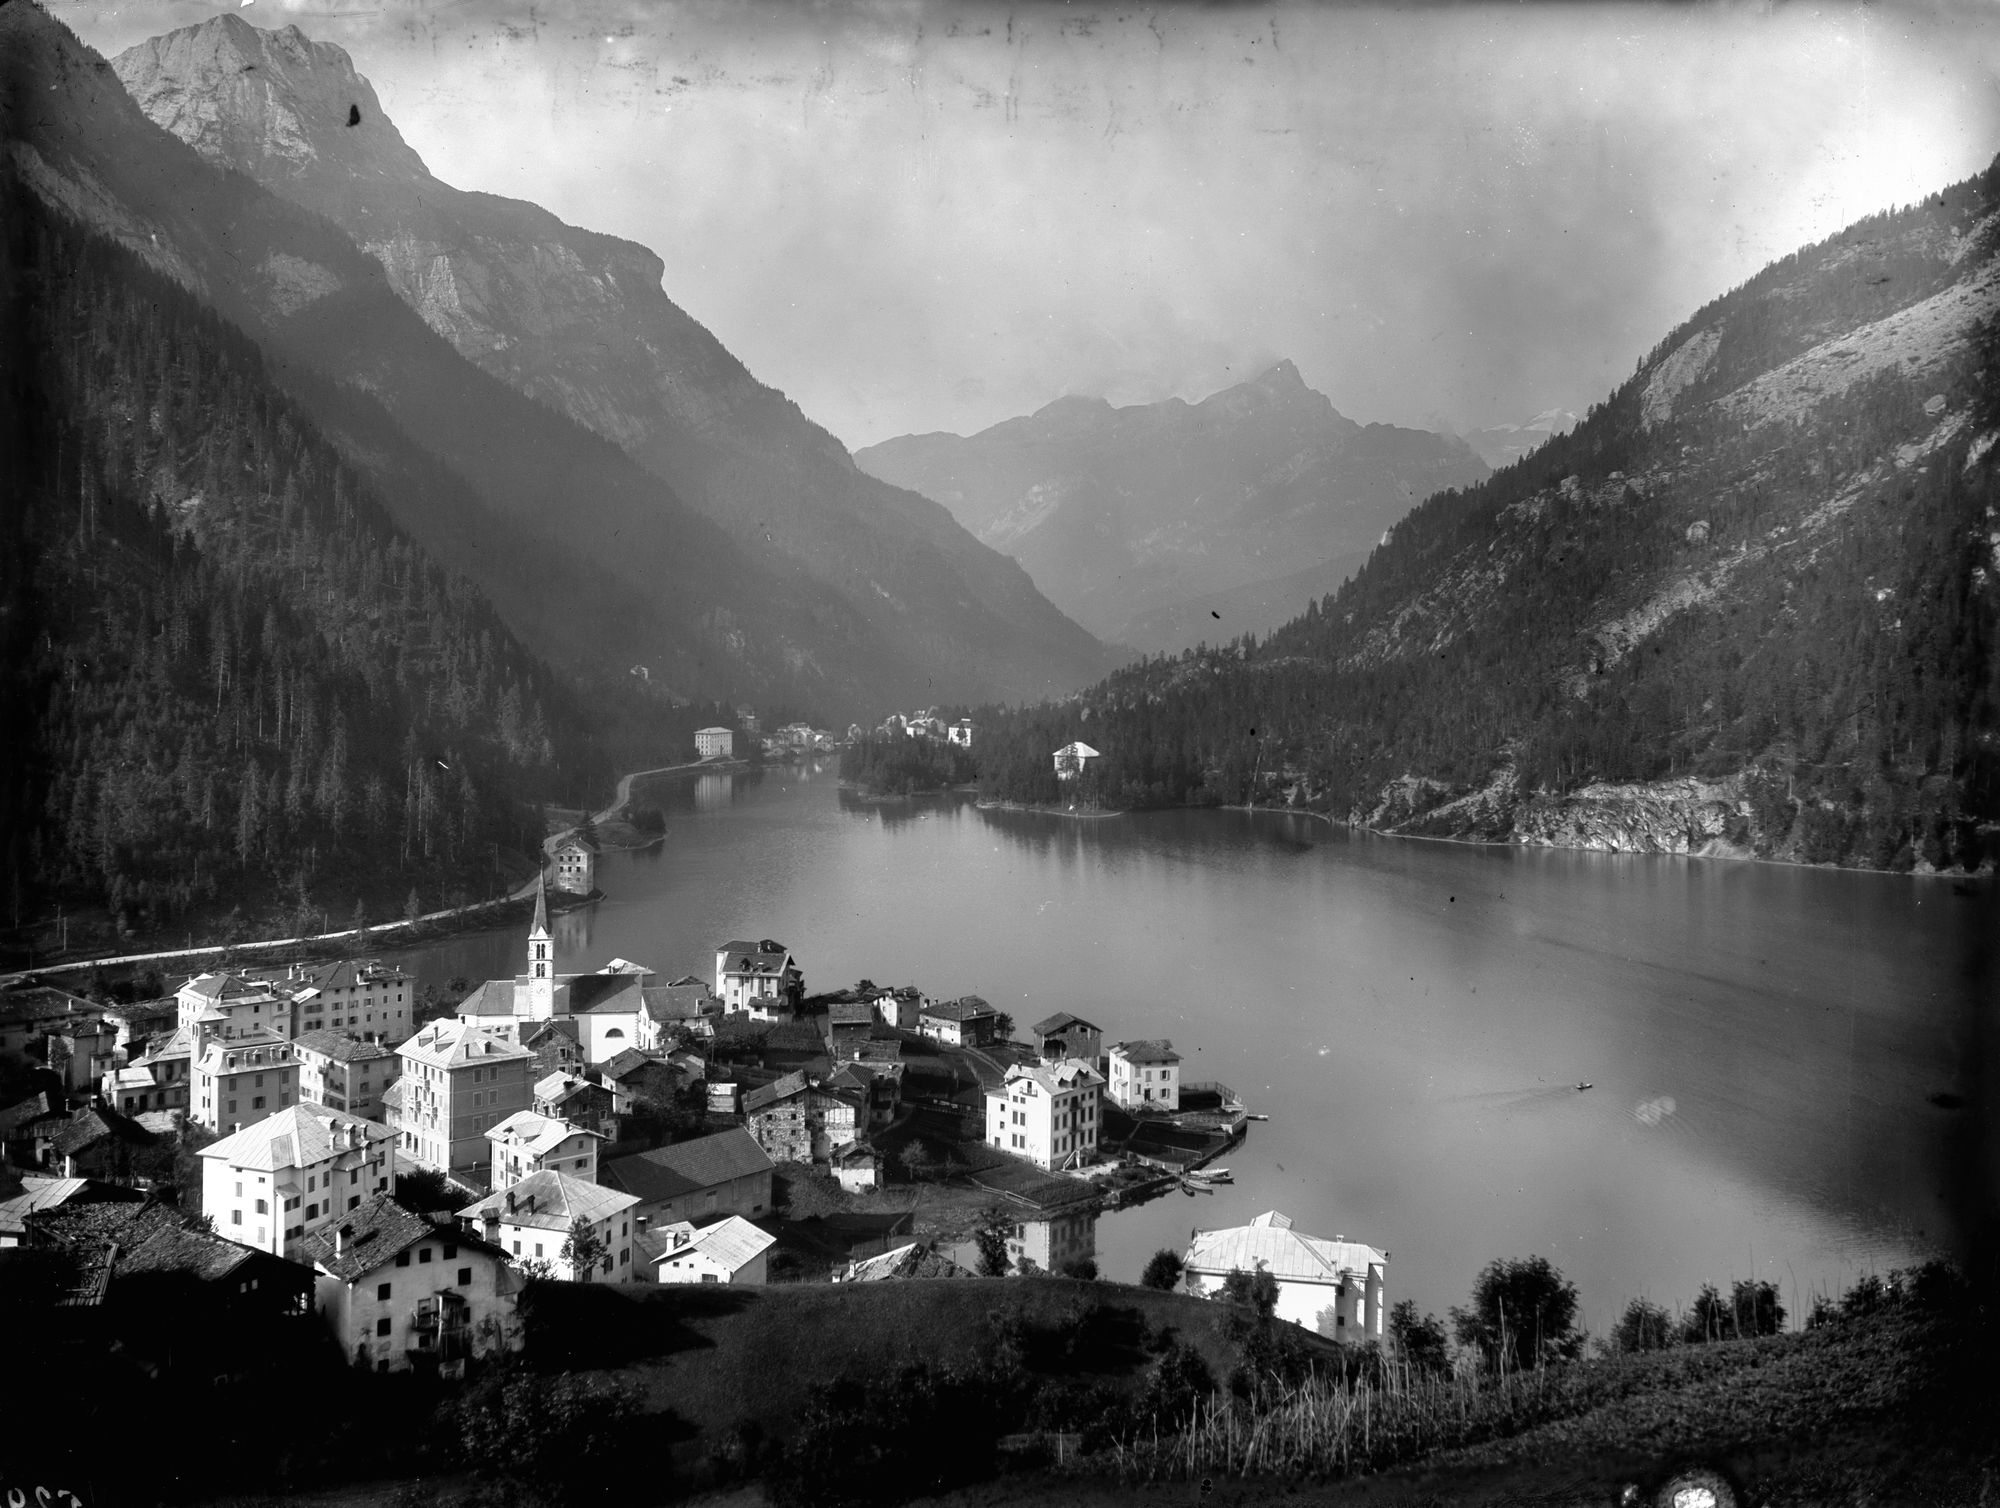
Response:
[[49, 1104, 155, 1158], [38, 1200, 312, 1290], [554, 830, 600, 854], [1053, 741, 1101, 759], [922, 996, 995, 1023], [742, 1070, 809, 1114], [306, 1194, 505, 1282], [0, 982, 100, 1026], [456, 979, 520, 1018], [827, 1001, 877, 1027], [601, 1129, 772, 1205], [132, 1026, 194, 1066], [200, 1103, 394, 1172], [1184, 1212, 1387, 1285], [458, 1169, 637, 1232], [522, 1017, 583, 1047], [649, 1214, 774, 1273], [839, 1241, 974, 1282], [598, 1047, 657, 1082], [401, 1019, 533, 1069], [0, 1092, 61, 1138], [290, 1029, 396, 1064], [0, 1174, 143, 1235], [717, 941, 796, 975], [642, 982, 720, 1023], [1032, 1012, 1099, 1037], [1001, 1060, 1104, 1095], [488, 1109, 597, 1158], [1110, 1039, 1181, 1066], [535, 1071, 609, 1106]]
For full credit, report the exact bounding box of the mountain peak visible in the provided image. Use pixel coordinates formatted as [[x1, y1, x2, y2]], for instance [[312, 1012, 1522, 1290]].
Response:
[[114, 16, 429, 185]]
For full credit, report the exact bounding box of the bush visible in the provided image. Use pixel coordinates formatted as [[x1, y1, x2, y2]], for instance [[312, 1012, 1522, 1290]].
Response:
[[1610, 1297, 1678, 1353], [1388, 1299, 1452, 1373], [1140, 1248, 1185, 1291], [1450, 1255, 1581, 1371]]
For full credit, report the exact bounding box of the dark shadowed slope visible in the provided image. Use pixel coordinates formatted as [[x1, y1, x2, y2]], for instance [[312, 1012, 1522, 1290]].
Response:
[[112, 13, 1112, 709]]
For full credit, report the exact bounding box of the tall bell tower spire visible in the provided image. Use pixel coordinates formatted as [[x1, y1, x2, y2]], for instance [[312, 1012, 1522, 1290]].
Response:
[[525, 871, 555, 1020]]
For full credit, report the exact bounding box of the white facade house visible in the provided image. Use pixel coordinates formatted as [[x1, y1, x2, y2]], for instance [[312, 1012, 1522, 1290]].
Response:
[[984, 1059, 1103, 1172], [1106, 1039, 1183, 1111], [190, 1029, 298, 1134], [291, 1030, 399, 1122], [458, 1169, 641, 1282], [647, 1215, 775, 1285], [695, 727, 734, 759], [1183, 1211, 1388, 1337], [307, 1195, 522, 1373], [947, 719, 973, 748], [385, 1019, 535, 1180], [200, 1103, 397, 1259], [1052, 741, 1100, 780], [552, 833, 597, 896], [177, 972, 293, 1042], [714, 940, 803, 1016], [486, 1109, 602, 1189], [259, 959, 413, 1043]]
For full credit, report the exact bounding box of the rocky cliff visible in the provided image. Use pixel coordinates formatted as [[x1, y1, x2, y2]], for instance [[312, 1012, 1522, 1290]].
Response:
[[855, 361, 1488, 651], [113, 15, 1112, 710]]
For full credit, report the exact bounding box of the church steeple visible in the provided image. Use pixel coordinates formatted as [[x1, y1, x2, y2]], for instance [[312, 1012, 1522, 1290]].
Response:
[[524, 872, 555, 1019]]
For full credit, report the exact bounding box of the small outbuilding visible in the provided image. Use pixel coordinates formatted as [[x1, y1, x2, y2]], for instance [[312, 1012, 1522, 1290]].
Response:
[[1053, 742, 1100, 780]]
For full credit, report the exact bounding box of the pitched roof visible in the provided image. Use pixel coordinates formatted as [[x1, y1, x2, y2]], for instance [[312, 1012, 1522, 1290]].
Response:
[[827, 1002, 877, 1027], [458, 1169, 637, 1232], [290, 1029, 396, 1064], [1053, 741, 1101, 759], [0, 1174, 143, 1235], [1032, 1012, 1099, 1036], [0, 982, 100, 1026], [649, 1213, 774, 1273], [401, 1018, 533, 1069], [838, 1240, 974, 1283], [1110, 1039, 1181, 1065], [523, 1017, 582, 1046], [1184, 1212, 1387, 1285], [717, 941, 795, 975], [200, 1103, 395, 1171], [49, 1104, 155, 1158], [922, 996, 994, 1023], [455, 979, 520, 1018], [563, 973, 646, 1015], [641, 982, 719, 1023], [1002, 1060, 1104, 1095], [132, 1026, 194, 1066], [598, 1047, 656, 1082], [531, 873, 549, 934], [742, 1070, 809, 1114], [534, 1071, 608, 1105], [38, 1200, 309, 1288], [487, 1110, 596, 1158], [0, 1092, 60, 1138], [554, 830, 600, 854], [305, 1194, 503, 1281], [601, 1129, 771, 1204]]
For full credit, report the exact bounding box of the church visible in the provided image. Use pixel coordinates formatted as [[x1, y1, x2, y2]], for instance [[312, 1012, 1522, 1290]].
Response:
[[454, 879, 705, 1066]]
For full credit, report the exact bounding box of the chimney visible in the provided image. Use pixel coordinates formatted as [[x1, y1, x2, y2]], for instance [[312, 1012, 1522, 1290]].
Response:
[[505, 1190, 516, 1215], [335, 1223, 350, 1257]]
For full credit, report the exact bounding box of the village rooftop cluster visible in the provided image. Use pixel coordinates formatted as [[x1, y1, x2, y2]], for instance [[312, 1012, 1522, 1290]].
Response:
[[1, 859, 1386, 1375]]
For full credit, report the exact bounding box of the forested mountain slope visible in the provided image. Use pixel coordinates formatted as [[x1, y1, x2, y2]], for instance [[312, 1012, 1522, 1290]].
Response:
[[0, 175, 697, 951], [856, 361, 1487, 651], [970, 164, 2000, 871], [111, 14, 1111, 709]]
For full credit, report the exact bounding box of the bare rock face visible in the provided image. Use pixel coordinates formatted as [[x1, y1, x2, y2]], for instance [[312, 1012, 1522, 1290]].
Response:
[[111, 14, 1111, 707]]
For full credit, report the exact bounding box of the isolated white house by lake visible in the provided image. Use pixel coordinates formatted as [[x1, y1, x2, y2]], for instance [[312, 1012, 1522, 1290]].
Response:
[[1052, 741, 1100, 780], [1106, 1039, 1181, 1111], [1184, 1211, 1388, 1337]]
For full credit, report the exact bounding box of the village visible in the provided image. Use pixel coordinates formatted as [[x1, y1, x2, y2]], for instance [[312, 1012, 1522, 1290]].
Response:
[[0, 728, 1388, 1379]]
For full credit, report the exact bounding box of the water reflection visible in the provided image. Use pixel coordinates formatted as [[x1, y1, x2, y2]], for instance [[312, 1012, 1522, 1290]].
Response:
[[952, 1206, 1099, 1276]]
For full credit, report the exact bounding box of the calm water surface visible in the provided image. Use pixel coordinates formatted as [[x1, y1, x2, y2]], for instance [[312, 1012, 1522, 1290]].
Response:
[[388, 762, 1982, 1329]]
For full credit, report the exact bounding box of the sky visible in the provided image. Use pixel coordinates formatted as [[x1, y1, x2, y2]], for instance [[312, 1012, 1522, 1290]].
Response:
[[61, 0, 2000, 449]]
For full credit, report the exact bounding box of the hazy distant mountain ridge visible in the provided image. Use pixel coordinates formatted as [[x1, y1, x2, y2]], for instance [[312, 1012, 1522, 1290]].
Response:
[[855, 361, 1488, 651], [113, 14, 1110, 709], [967, 162, 2000, 871], [1458, 408, 1579, 469]]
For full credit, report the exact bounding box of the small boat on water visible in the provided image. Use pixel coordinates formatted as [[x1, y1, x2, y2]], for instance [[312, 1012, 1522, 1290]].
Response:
[[1189, 1166, 1232, 1182], [1245, 1112, 1270, 1122], [1576, 1082, 1594, 1091]]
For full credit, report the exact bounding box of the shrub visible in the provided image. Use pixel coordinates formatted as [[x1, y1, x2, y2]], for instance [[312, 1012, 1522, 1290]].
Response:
[[1141, 1248, 1186, 1291], [1450, 1255, 1581, 1371]]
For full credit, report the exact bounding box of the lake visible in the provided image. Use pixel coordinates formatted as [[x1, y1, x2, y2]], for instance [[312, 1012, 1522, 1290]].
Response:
[[385, 761, 1983, 1332]]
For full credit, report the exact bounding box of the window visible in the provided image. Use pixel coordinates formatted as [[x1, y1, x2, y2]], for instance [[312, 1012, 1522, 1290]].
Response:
[[513, 1240, 521, 1254], [458, 1267, 472, 1286], [308, 1174, 316, 1192], [376, 1317, 392, 1337], [350, 1168, 360, 1186], [395, 1250, 410, 1268], [443, 1244, 457, 1259], [227, 1099, 237, 1114], [253, 1095, 266, 1109], [534, 1243, 544, 1258], [235, 1181, 243, 1197], [419, 1247, 432, 1264], [231, 1210, 243, 1225], [306, 1203, 318, 1219], [700, 1272, 718, 1284], [255, 1198, 268, 1214], [348, 1195, 361, 1210]]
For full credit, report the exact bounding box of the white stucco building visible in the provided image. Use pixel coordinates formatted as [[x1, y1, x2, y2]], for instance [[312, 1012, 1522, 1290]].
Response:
[[645, 1214, 775, 1285], [1183, 1211, 1388, 1337], [984, 1059, 1103, 1172], [486, 1109, 602, 1188], [1106, 1039, 1182, 1111], [457, 1169, 641, 1282], [200, 1102, 397, 1259], [385, 1019, 535, 1181]]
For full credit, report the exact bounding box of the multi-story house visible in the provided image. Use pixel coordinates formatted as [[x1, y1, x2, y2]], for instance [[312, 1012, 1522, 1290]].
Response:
[[190, 1030, 298, 1134], [384, 1019, 534, 1182], [552, 833, 597, 896], [486, 1109, 602, 1188], [871, 986, 926, 1031], [176, 972, 293, 1042], [266, 960, 415, 1043], [0, 982, 104, 1059], [714, 940, 804, 1016], [1106, 1040, 1182, 1111], [46, 1020, 120, 1094], [984, 1060, 1103, 1173], [292, 1030, 400, 1122], [694, 726, 734, 760], [306, 1195, 522, 1373], [458, 1169, 640, 1282], [101, 1024, 192, 1117], [742, 1072, 862, 1164], [918, 996, 997, 1047], [200, 1102, 397, 1258], [533, 1071, 618, 1141], [646, 1216, 775, 1285]]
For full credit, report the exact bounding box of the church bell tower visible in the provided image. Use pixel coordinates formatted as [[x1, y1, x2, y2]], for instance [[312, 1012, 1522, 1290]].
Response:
[[525, 873, 556, 1020]]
